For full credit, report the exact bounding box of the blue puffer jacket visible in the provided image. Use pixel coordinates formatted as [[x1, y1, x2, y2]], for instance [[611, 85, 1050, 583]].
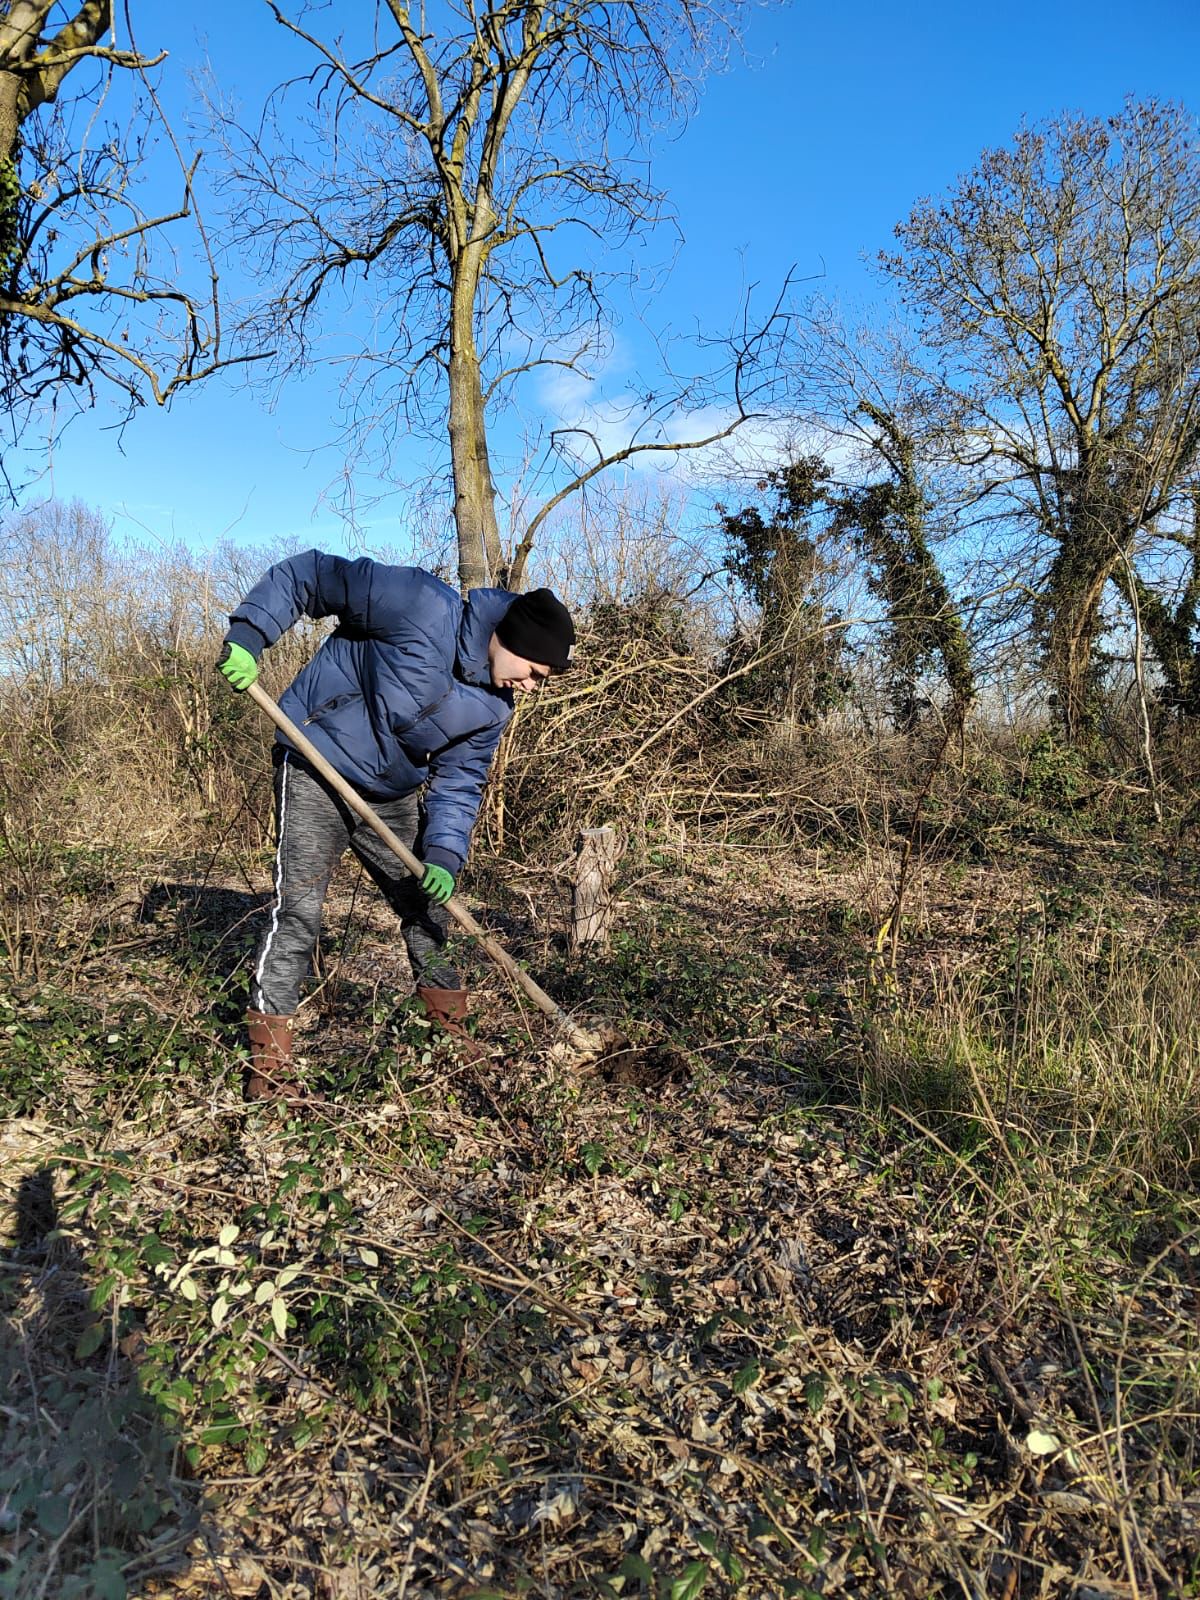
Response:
[[225, 551, 515, 874]]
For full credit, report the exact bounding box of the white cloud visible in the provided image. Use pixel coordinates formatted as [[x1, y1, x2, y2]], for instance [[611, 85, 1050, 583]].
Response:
[[544, 391, 798, 486], [527, 332, 869, 491]]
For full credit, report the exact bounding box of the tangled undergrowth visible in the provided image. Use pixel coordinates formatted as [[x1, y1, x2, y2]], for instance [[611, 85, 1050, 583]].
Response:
[[2, 821, 1199, 1599]]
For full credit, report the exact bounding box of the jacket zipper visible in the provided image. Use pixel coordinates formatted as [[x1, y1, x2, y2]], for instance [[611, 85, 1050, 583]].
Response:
[[303, 692, 356, 726]]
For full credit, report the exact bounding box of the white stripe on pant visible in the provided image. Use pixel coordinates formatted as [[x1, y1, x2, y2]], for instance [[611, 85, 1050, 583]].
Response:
[[250, 750, 459, 1015]]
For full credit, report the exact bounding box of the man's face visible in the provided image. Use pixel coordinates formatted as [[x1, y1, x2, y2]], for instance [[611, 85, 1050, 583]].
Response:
[[488, 633, 553, 694]]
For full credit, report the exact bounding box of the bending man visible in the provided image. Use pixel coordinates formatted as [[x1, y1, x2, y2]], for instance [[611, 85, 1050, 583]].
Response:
[[217, 551, 575, 1101]]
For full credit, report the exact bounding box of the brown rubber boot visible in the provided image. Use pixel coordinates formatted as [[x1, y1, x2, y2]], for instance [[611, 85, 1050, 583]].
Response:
[[414, 987, 488, 1062], [244, 1011, 306, 1104]]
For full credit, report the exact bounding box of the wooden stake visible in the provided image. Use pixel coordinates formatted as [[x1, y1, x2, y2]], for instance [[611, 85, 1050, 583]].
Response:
[[571, 826, 621, 952]]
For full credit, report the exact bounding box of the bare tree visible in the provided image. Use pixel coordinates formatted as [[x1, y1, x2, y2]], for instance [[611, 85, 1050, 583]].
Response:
[[883, 100, 1200, 741], [216, 0, 785, 592], [0, 2, 241, 481]]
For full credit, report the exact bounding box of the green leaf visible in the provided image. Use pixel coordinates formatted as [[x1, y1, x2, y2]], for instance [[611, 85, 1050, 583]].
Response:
[[244, 1437, 268, 1475], [89, 1558, 127, 1600], [618, 1554, 655, 1584], [732, 1359, 761, 1395], [36, 1492, 72, 1536], [139, 1234, 173, 1268], [74, 1321, 106, 1359], [89, 1272, 117, 1311], [717, 1550, 745, 1584], [669, 1561, 709, 1600], [694, 1310, 724, 1345], [198, 1417, 242, 1445]]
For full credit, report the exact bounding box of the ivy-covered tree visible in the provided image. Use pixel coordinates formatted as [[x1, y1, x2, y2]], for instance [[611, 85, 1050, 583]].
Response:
[[830, 402, 975, 731], [719, 456, 850, 729], [1117, 488, 1200, 719], [884, 100, 1200, 742]]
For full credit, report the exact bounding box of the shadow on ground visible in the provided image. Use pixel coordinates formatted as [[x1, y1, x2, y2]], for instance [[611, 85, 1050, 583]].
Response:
[[137, 881, 267, 982], [0, 1164, 202, 1596]]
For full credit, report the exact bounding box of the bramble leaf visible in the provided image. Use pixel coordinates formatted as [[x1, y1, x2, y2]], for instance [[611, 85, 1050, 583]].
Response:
[[669, 1561, 709, 1600]]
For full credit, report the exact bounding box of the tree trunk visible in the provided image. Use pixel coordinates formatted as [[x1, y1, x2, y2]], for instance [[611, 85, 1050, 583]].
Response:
[[0, 2, 42, 163], [1042, 549, 1118, 743], [1, 3, 112, 160], [0, 78, 19, 167], [447, 267, 502, 594], [1118, 568, 1200, 718], [571, 827, 621, 952]]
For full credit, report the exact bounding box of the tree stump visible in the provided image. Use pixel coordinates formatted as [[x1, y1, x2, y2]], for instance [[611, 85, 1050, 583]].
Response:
[[571, 827, 621, 952]]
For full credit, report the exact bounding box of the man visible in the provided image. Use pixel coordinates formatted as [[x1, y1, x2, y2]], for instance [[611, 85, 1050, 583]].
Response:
[[217, 551, 575, 1102]]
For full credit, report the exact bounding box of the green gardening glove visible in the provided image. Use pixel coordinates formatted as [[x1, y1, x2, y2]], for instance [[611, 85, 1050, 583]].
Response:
[[421, 864, 455, 905], [217, 641, 259, 692]]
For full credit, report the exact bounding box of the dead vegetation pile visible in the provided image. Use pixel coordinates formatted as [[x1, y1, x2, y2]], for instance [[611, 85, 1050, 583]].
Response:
[[481, 588, 906, 867]]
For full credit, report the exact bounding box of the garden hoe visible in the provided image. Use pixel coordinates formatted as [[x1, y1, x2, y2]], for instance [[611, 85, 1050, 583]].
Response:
[[247, 682, 627, 1070]]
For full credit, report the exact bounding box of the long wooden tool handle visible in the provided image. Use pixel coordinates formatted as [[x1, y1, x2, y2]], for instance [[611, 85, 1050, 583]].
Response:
[[246, 681, 588, 1046]]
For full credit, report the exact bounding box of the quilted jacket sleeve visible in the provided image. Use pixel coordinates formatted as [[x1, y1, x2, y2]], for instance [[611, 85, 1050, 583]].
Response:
[[420, 721, 508, 875], [224, 550, 383, 657]]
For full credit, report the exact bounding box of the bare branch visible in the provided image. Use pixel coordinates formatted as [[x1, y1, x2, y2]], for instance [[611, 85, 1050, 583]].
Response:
[[0, 0, 245, 484], [217, 0, 756, 588]]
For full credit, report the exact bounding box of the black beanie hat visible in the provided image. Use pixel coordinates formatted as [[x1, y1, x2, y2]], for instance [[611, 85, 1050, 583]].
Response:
[[496, 587, 576, 671]]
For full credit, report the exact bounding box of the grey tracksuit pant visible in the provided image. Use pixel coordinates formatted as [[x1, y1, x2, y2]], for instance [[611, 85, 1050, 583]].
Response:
[[250, 749, 460, 1016]]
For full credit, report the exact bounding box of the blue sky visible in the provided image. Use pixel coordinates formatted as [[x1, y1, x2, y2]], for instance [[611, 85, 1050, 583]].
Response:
[[31, 0, 1200, 562]]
